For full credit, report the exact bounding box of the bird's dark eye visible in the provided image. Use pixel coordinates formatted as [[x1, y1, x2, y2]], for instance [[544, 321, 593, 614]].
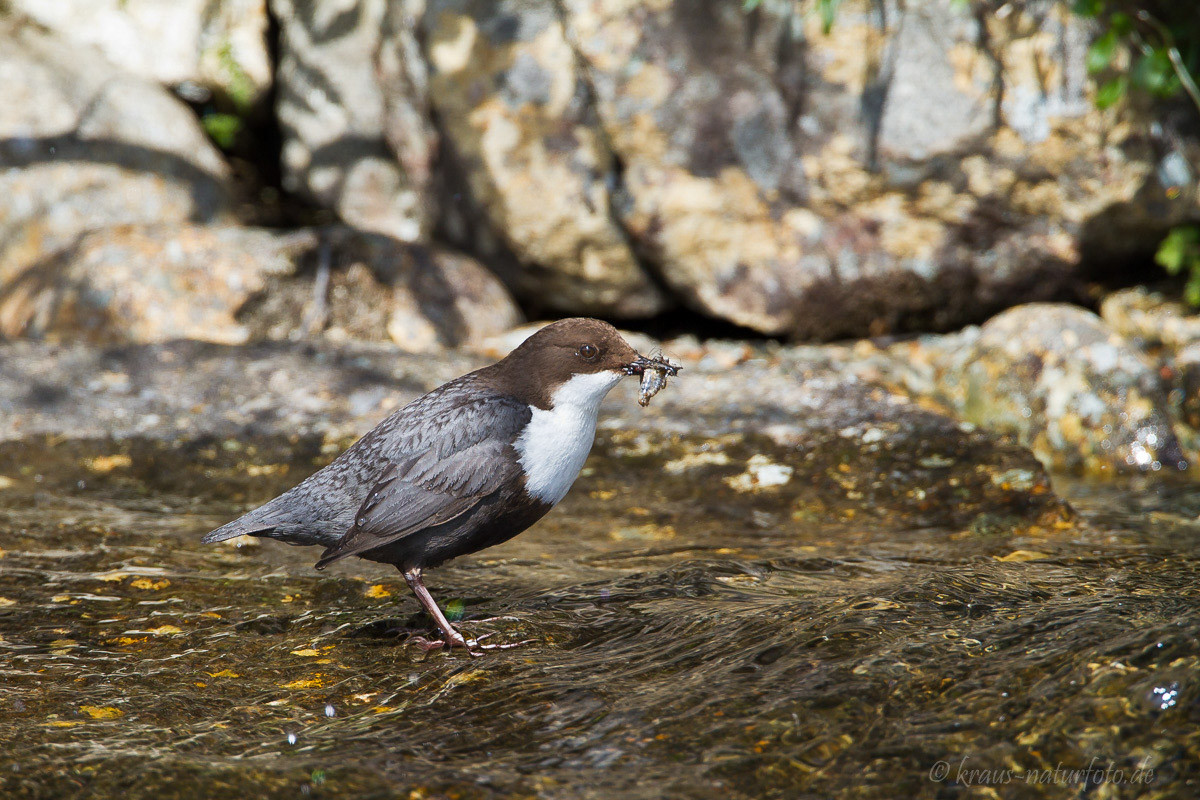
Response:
[[578, 343, 599, 362]]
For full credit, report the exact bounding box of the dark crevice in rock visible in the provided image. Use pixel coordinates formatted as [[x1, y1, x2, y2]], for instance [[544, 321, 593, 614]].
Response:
[[860, 0, 895, 174], [972, 0, 1005, 130]]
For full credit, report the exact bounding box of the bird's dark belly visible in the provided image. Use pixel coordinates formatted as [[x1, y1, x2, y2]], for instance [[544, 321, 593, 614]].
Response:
[[358, 487, 553, 571]]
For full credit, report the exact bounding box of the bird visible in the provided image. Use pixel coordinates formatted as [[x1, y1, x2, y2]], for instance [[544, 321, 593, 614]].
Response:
[[202, 318, 675, 655]]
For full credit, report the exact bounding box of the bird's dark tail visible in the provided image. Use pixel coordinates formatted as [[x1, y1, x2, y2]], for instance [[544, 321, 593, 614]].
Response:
[[201, 488, 343, 548], [200, 492, 296, 544], [200, 517, 277, 544]]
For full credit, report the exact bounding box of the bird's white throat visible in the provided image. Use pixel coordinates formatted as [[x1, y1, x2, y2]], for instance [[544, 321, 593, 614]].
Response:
[[515, 370, 624, 505]]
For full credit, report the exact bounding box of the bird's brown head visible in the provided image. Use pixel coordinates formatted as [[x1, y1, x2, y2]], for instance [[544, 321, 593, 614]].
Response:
[[496, 318, 650, 409]]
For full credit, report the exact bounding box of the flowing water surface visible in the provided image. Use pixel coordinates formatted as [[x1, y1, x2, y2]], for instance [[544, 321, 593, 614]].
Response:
[[0, 434, 1197, 799]]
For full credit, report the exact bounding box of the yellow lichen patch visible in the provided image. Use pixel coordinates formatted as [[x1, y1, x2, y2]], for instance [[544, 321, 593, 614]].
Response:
[[44, 721, 86, 728], [244, 463, 285, 477], [372, 706, 394, 714], [84, 454, 133, 473], [609, 523, 676, 542], [365, 584, 392, 599], [114, 637, 146, 646], [148, 625, 183, 636], [130, 578, 170, 591], [208, 669, 240, 678], [80, 706, 123, 720], [283, 676, 326, 690], [0, 597, 15, 607], [291, 649, 321, 658], [51, 595, 71, 603], [200, 612, 221, 619], [995, 550, 1050, 562], [95, 571, 129, 582]]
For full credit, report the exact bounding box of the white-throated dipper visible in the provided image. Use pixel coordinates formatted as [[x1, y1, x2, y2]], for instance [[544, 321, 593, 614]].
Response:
[[202, 318, 678, 655]]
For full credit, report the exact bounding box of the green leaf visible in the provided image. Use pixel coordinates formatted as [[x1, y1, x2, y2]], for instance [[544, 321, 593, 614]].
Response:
[[1108, 11, 1132, 37], [1132, 49, 1181, 98], [1186, 276, 1200, 308], [1156, 226, 1200, 275], [202, 113, 243, 150], [818, 0, 842, 34], [1094, 76, 1128, 108], [1071, 0, 1103, 17], [1087, 30, 1117, 73]]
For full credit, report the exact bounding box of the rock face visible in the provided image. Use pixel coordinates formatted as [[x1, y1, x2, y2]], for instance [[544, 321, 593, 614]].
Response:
[[940, 304, 1187, 474], [272, 0, 436, 242], [1100, 288, 1200, 350], [8, 0, 272, 105], [267, 0, 1198, 336], [0, 226, 296, 345], [241, 228, 524, 351], [0, 19, 232, 288], [559, 0, 1191, 337], [421, 0, 668, 317], [0, 224, 521, 349]]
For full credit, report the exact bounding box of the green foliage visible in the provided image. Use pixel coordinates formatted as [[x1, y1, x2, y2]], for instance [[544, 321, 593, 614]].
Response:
[[816, 0, 841, 34], [1075, 3, 1200, 299], [1074, 2, 1200, 112], [215, 41, 257, 112], [201, 113, 243, 150], [740, 0, 843, 34], [1156, 226, 1200, 307]]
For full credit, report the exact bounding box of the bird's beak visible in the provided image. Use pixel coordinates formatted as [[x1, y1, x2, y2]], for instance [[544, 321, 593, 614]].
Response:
[[622, 354, 681, 377]]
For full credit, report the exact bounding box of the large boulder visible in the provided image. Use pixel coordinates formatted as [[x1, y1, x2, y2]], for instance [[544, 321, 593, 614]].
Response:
[[0, 226, 295, 345], [420, 0, 668, 317], [0, 19, 233, 287], [559, 0, 1197, 337], [241, 228, 524, 351], [0, 224, 521, 349], [7, 0, 271, 105], [272, 0, 436, 242]]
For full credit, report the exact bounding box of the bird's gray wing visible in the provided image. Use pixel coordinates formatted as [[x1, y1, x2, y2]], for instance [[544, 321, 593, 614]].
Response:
[[314, 390, 531, 568]]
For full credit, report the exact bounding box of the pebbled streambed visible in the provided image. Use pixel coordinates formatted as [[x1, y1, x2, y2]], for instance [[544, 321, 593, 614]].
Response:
[[0, 431, 1197, 799]]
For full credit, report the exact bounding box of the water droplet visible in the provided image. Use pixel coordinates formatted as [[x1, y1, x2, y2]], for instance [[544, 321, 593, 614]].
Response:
[[287, 732, 297, 745], [356, 517, 366, 527], [324, 704, 335, 718]]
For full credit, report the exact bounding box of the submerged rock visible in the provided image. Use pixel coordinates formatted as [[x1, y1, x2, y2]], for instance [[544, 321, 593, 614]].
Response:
[[942, 304, 1187, 474]]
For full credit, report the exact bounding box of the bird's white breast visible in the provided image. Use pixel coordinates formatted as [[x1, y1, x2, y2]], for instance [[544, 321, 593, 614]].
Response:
[[514, 370, 623, 505]]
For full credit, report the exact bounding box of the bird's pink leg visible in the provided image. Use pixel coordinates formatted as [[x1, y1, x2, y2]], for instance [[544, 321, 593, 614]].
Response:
[[402, 567, 528, 656]]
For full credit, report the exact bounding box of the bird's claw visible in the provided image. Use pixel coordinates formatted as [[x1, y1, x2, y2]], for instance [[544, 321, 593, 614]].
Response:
[[406, 630, 533, 657]]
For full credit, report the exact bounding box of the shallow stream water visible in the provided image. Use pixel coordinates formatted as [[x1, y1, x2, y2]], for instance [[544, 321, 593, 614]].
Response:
[[0, 434, 1197, 799]]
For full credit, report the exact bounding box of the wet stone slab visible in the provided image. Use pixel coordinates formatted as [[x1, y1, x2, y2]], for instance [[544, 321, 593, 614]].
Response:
[[0, 341, 1196, 798]]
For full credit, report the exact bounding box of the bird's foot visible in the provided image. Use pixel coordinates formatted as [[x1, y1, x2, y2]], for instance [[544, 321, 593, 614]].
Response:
[[408, 630, 533, 657]]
